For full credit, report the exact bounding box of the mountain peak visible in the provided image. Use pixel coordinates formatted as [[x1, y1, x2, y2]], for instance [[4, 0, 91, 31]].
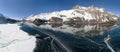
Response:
[[72, 5, 87, 10], [72, 5, 106, 12]]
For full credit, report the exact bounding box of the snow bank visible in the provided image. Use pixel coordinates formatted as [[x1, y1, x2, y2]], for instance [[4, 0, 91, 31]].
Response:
[[0, 24, 36, 52]]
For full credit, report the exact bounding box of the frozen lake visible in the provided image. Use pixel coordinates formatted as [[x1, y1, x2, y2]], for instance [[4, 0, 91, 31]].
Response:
[[0, 23, 120, 52]]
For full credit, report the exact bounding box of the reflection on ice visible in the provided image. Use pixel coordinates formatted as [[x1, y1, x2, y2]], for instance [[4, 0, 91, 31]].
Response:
[[28, 22, 120, 52], [0, 23, 119, 52], [37, 23, 116, 37]]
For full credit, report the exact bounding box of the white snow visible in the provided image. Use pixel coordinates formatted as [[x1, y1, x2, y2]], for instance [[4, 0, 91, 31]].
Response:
[[0, 24, 36, 52], [84, 12, 93, 20], [27, 9, 93, 21], [99, 8, 105, 12]]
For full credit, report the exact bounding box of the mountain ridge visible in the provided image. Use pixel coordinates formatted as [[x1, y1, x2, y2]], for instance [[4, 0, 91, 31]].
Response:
[[0, 13, 7, 24], [27, 5, 119, 24], [0, 13, 20, 24]]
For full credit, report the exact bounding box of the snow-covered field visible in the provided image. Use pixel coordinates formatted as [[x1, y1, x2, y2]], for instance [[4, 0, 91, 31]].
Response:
[[0, 24, 36, 52]]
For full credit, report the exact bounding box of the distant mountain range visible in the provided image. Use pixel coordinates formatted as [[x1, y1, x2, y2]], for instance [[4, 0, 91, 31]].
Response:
[[0, 13, 20, 24], [0, 14, 7, 24], [27, 5, 119, 24]]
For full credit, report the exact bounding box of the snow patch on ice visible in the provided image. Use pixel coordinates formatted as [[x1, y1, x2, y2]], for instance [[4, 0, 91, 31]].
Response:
[[0, 24, 36, 52]]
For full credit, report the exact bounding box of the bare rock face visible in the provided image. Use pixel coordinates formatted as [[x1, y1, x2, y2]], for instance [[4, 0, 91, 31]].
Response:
[[33, 19, 47, 26], [59, 15, 66, 17], [49, 17, 63, 23]]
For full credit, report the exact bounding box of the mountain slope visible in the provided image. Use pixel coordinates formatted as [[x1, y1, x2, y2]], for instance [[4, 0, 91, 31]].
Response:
[[0, 14, 7, 24], [0, 13, 21, 24], [27, 5, 119, 24]]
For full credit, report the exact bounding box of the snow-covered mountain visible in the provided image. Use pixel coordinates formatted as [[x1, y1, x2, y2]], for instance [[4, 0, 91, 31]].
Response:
[[27, 5, 119, 24]]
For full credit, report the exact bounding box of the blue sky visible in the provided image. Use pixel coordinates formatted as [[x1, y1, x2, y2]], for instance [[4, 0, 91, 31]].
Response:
[[0, 0, 120, 18]]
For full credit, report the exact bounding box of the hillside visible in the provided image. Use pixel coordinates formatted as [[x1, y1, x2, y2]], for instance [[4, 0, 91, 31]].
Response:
[[0, 14, 7, 24]]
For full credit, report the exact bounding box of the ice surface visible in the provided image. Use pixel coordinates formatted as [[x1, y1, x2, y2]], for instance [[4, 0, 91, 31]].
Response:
[[0, 24, 36, 52]]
